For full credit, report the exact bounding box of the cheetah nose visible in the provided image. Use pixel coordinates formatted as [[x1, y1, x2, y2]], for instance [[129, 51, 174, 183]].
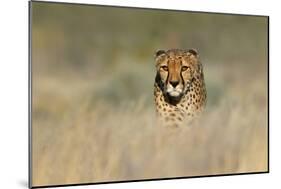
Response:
[[170, 81, 179, 88]]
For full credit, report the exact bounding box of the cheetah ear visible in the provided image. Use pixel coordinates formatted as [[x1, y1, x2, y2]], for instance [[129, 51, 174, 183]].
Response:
[[187, 48, 198, 57], [155, 49, 166, 58]]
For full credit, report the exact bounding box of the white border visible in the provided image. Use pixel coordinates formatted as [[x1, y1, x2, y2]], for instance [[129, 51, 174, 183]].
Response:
[[1, 0, 279, 189]]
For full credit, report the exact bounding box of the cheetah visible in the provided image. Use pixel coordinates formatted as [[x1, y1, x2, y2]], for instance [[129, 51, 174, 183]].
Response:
[[154, 49, 207, 127]]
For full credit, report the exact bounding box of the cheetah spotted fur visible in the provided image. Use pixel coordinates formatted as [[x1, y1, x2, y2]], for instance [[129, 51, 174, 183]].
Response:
[[154, 49, 207, 127]]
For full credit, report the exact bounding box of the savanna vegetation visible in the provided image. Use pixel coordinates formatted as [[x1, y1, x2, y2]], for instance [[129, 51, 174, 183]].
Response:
[[31, 2, 268, 186]]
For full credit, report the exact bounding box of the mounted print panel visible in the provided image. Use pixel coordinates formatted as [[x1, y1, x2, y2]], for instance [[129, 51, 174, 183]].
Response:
[[29, 1, 269, 188]]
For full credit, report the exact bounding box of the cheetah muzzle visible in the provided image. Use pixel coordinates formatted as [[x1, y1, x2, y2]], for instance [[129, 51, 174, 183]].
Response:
[[154, 49, 207, 127]]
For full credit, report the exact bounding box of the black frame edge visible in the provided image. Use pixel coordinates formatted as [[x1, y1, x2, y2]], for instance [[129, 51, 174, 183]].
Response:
[[267, 16, 270, 173], [31, 171, 269, 189], [30, 0, 269, 18], [28, 1, 270, 188], [28, 1, 33, 188]]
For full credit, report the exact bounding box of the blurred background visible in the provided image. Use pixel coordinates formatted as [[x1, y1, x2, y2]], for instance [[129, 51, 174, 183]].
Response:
[[31, 2, 268, 187]]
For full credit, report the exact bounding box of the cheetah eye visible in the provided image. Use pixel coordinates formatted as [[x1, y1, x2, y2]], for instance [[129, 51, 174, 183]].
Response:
[[181, 66, 190, 72], [161, 66, 168, 71]]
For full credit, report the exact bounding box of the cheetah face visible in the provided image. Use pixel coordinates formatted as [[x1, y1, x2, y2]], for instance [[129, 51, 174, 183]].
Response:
[[155, 49, 199, 100]]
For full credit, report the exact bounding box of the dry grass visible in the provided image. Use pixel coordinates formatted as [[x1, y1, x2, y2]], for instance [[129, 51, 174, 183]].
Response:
[[31, 3, 268, 186], [32, 63, 268, 186]]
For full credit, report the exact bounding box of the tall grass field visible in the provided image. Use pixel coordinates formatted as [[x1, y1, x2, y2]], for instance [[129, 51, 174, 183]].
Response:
[[31, 2, 268, 186]]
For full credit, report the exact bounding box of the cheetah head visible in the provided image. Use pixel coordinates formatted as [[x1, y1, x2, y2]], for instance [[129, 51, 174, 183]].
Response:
[[155, 49, 200, 102]]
